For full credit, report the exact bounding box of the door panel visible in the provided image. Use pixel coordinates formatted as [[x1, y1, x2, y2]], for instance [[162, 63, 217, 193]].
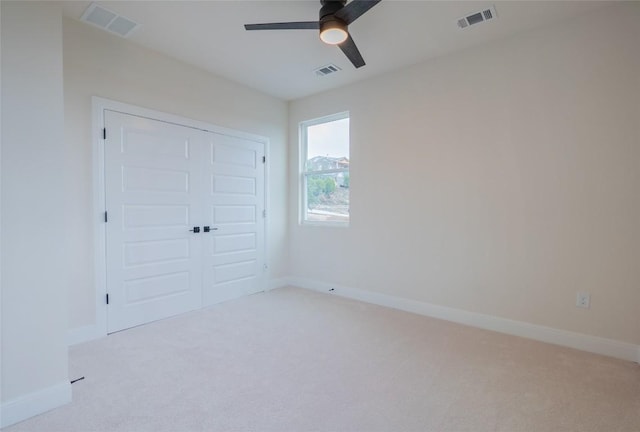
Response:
[[124, 271, 191, 304], [105, 111, 266, 332], [123, 167, 189, 193], [214, 233, 256, 254], [212, 175, 256, 195], [202, 132, 265, 306], [123, 239, 190, 267], [122, 204, 190, 229], [105, 111, 203, 333]]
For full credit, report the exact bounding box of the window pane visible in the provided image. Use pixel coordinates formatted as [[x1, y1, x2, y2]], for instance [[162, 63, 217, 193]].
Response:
[[305, 172, 349, 223], [306, 117, 349, 171]]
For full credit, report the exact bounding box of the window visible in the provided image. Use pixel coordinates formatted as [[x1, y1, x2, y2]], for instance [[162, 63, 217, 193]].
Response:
[[300, 112, 350, 225]]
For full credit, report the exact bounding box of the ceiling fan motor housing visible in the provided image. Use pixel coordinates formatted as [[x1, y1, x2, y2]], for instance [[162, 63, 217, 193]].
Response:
[[320, 0, 346, 12], [319, 0, 348, 44], [320, 0, 347, 21]]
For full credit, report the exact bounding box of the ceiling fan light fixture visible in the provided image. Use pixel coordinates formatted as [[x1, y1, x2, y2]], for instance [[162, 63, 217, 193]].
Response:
[[319, 19, 348, 45], [244, 0, 381, 68]]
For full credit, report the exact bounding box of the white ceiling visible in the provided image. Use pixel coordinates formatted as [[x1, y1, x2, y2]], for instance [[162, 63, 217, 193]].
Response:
[[60, 1, 613, 101]]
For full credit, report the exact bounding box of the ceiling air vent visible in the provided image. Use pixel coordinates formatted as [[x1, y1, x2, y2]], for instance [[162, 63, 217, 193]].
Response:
[[457, 5, 498, 29], [315, 64, 342, 77], [80, 3, 140, 38]]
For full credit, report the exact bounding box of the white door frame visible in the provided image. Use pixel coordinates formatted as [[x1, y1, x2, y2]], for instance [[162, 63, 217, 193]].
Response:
[[90, 97, 270, 339]]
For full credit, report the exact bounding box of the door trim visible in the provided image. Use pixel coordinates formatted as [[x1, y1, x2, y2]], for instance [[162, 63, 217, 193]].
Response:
[[85, 97, 269, 342]]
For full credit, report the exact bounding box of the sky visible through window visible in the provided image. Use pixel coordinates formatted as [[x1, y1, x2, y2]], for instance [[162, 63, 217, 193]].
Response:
[[307, 117, 349, 160]]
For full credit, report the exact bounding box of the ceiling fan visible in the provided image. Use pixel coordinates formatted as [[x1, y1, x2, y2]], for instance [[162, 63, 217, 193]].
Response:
[[244, 0, 381, 69]]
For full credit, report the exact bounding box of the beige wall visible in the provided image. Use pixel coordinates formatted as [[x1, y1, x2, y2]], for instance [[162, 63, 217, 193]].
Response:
[[1, 1, 70, 421], [63, 18, 289, 331], [288, 3, 640, 345]]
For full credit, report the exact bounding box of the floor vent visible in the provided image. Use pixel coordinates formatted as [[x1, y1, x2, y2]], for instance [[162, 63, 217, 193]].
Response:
[[315, 64, 342, 77], [80, 3, 140, 38], [457, 5, 497, 29]]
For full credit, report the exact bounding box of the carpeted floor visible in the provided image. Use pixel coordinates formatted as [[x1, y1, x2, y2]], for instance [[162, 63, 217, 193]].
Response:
[[5, 286, 640, 432]]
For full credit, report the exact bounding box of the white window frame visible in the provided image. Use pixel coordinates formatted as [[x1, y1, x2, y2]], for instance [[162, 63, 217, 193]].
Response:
[[299, 111, 350, 227]]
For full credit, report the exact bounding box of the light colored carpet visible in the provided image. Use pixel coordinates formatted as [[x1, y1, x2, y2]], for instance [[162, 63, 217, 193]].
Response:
[[5, 286, 640, 432]]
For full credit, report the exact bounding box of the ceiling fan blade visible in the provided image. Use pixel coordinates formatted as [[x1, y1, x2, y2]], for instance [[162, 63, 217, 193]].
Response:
[[334, 0, 381, 25], [338, 34, 365, 68], [244, 22, 319, 31]]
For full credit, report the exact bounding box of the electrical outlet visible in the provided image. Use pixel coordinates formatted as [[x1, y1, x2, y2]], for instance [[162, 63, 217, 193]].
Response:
[[576, 292, 590, 309]]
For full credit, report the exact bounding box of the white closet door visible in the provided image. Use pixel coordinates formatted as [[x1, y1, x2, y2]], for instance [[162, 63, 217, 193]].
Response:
[[104, 111, 204, 333], [201, 132, 266, 306]]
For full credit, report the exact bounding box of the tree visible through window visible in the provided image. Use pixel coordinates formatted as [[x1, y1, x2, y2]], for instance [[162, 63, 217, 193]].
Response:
[[300, 113, 349, 225]]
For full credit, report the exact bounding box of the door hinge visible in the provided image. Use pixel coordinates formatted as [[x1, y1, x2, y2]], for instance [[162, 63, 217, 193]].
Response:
[[106, 293, 109, 305], [262, 156, 266, 163], [104, 211, 108, 223], [103, 128, 106, 140], [262, 209, 266, 218]]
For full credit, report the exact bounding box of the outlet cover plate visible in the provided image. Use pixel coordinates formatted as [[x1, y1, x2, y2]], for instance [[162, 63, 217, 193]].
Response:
[[576, 292, 591, 309]]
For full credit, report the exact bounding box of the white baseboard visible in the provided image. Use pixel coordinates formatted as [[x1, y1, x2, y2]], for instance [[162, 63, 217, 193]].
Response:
[[0, 381, 71, 428], [286, 276, 640, 363], [67, 277, 289, 346]]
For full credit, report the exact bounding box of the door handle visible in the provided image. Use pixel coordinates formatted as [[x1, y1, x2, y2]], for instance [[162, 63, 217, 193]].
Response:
[[203, 226, 218, 233], [189, 226, 200, 233]]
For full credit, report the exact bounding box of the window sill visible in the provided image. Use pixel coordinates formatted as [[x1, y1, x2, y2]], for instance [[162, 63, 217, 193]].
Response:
[[301, 220, 350, 228]]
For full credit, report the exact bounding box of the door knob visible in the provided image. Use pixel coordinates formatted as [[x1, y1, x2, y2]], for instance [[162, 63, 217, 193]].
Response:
[[189, 226, 200, 233], [203, 226, 218, 232]]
